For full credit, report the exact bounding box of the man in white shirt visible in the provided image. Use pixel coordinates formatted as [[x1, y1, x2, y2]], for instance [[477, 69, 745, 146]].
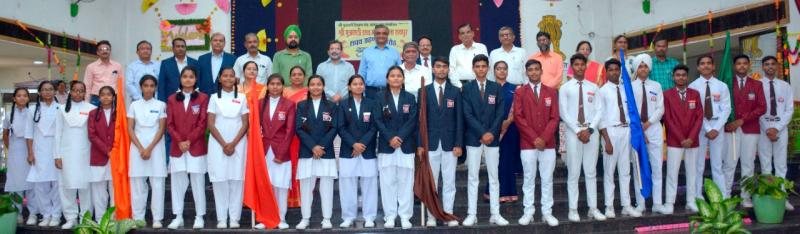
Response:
[[126, 40, 160, 102], [559, 54, 604, 222], [757, 56, 795, 210], [317, 40, 355, 103], [233, 33, 273, 84], [448, 24, 487, 88], [630, 54, 666, 214], [489, 27, 526, 85], [688, 55, 731, 200], [401, 42, 432, 98]]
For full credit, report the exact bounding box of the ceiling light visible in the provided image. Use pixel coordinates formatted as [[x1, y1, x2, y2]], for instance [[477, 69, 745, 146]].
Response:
[[33, 61, 44, 65]]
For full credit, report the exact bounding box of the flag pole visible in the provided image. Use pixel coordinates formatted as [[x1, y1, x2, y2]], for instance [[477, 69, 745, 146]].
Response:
[[420, 76, 427, 227], [251, 210, 255, 229]]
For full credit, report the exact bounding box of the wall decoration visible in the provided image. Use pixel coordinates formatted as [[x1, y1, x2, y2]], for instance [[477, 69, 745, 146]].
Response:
[[334, 20, 412, 61], [160, 18, 211, 51], [537, 15, 564, 58], [142, 0, 158, 13], [175, 0, 198, 15], [215, 0, 230, 13]]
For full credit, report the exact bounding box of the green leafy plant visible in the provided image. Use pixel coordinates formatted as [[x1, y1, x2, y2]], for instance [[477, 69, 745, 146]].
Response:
[[741, 174, 798, 199], [0, 192, 23, 215], [689, 178, 750, 234], [73, 207, 144, 234]]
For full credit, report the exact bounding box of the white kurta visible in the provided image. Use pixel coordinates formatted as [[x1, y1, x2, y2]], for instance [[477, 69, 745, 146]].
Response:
[[24, 102, 60, 183], [54, 101, 96, 189], [207, 91, 249, 182], [4, 108, 32, 192], [127, 98, 168, 178]]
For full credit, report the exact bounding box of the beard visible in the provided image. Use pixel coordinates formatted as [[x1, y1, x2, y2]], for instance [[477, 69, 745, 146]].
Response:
[[287, 41, 299, 49], [329, 52, 341, 60], [538, 45, 550, 52]]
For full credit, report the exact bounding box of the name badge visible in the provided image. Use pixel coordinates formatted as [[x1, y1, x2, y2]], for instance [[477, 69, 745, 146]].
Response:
[[778, 97, 785, 103], [149, 109, 159, 114], [191, 104, 201, 114], [278, 111, 286, 121], [447, 99, 454, 108], [587, 92, 595, 103], [748, 93, 755, 101], [488, 95, 496, 104], [650, 96, 657, 102], [545, 97, 552, 106], [322, 112, 332, 122], [402, 104, 410, 113], [649, 91, 658, 96], [712, 93, 720, 102], [232, 99, 241, 104], [688, 100, 697, 109], [79, 112, 90, 115], [363, 112, 371, 122]]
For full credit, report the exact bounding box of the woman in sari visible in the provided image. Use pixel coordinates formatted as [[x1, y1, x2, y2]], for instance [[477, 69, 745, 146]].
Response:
[[283, 65, 308, 208]]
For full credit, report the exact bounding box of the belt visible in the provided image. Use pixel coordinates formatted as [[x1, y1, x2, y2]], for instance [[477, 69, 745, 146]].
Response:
[[577, 123, 590, 128], [765, 117, 781, 122], [613, 123, 629, 127]]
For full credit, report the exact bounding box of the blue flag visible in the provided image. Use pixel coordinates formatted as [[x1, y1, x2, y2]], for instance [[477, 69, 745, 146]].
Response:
[[619, 50, 653, 198]]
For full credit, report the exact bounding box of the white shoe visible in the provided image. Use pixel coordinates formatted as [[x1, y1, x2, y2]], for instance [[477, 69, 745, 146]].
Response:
[[277, 222, 289, 229], [216, 221, 227, 229], [229, 221, 240, 229], [543, 214, 559, 227], [568, 209, 580, 222], [400, 219, 412, 229], [489, 215, 509, 226], [26, 216, 37, 225], [635, 205, 646, 213], [295, 219, 309, 230], [254, 223, 265, 229], [167, 218, 183, 230], [622, 206, 642, 217], [742, 198, 753, 208], [48, 218, 61, 227], [518, 214, 533, 225], [662, 204, 675, 215], [787, 201, 795, 211], [686, 203, 699, 213], [384, 219, 395, 228], [605, 207, 616, 219], [192, 217, 204, 229], [425, 218, 436, 227], [588, 209, 606, 221], [462, 215, 477, 226], [652, 204, 667, 214], [321, 219, 332, 229], [340, 219, 353, 228], [61, 219, 76, 229], [447, 220, 459, 227], [37, 217, 49, 227], [364, 220, 375, 228], [152, 220, 163, 229]]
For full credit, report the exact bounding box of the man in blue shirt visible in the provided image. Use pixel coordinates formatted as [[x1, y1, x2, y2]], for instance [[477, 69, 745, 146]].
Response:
[[358, 24, 401, 99], [125, 40, 160, 102], [317, 40, 355, 103]]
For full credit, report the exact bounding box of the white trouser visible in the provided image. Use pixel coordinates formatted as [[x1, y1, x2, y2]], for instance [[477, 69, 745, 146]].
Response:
[[33, 182, 61, 219], [565, 130, 600, 210], [339, 176, 378, 221], [521, 149, 556, 216], [170, 172, 206, 217], [665, 147, 698, 205], [212, 180, 243, 222], [602, 127, 632, 209], [59, 187, 91, 221], [635, 127, 664, 207], [379, 165, 414, 221], [725, 129, 759, 199], [273, 187, 288, 222], [90, 181, 114, 221], [13, 190, 38, 216], [466, 145, 501, 216], [758, 127, 789, 178], [426, 146, 457, 219], [130, 177, 165, 221], [697, 130, 725, 199], [300, 177, 334, 220]]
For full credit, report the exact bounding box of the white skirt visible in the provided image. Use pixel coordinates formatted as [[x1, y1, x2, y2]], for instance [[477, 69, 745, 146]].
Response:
[[339, 156, 378, 178], [88, 164, 112, 182], [169, 152, 207, 174], [266, 147, 292, 189], [378, 148, 415, 169], [296, 158, 338, 180]]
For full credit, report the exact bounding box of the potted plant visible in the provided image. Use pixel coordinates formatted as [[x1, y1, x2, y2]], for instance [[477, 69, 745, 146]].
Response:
[[689, 178, 750, 234], [73, 206, 144, 234], [740, 173, 798, 224], [0, 192, 23, 234]]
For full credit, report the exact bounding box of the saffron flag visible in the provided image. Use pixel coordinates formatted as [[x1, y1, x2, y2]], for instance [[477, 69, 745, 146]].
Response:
[[242, 81, 281, 228], [110, 76, 132, 219], [619, 50, 653, 198]]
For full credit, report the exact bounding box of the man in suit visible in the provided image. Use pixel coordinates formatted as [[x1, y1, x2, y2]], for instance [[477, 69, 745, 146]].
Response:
[[158, 38, 198, 102], [462, 54, 508, 226], [197, 33, 235, 95], [726, 54, 766, 203], [515, 59, 560, 226], [417, 36, 433, 68], [417, 56, 463, 227]]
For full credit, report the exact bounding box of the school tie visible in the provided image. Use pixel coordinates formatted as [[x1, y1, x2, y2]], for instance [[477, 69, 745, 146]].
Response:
[[438, 86, 444, 109], [704, 81, 713, 120], [617, 85, 626, 124], [739, 78, 745, 91], [578, 81, 585, 124], [533, 84, 539, 102], [480, 82, 486, 101], [640, 81, 649, 121], [424, 57, 429, 68], [770, 80, 778, 116], [679, 89, 686, 103]]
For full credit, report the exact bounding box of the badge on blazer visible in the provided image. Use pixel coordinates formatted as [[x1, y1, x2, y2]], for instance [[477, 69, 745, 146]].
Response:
[[363, 112, 371, 122], [688, 100, 697, 109], [748, 93, 756, 101], [278, 111, 286, 121], [322, 112, 332, 122], [588, 96, 594, 103], [191, 104, 201, 114], [403, 104, 410, 113], [488, 95, 496, 104], [545, 97, 552, 106], [712, 93, 720, 102], [447, 99, 454, 108], [79, 111, 90, 115]]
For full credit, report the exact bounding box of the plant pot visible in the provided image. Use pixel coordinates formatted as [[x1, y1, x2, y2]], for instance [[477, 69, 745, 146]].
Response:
[[753, 194, 787, 224], [0, 211, 18, 234]]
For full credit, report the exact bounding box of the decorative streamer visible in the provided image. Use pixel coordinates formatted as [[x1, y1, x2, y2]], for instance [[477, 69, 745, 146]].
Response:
[[642, 30, 648, 51], [74, 34, 81, 81], [648, 23, 663, 52], [708, 11, 714, 55], [682, 20, 687, 64], [47, 33, 51, 80]]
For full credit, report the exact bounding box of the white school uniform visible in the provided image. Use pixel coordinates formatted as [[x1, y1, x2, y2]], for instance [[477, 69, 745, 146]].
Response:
[[758, 78, 794, 179], [598, 83, 634, 210], [264, 97, 293, 222], [54, 101, 96, 221], [127, 98, 168, 221], [207, 90, 249, 223], [631, 78, 665, 208], [4, 108, 39, 216], [338, 99, 379, 222], [688, 76, 731, 198], [24, 101, 62, 219], [170, 92, 207, 219], [88, 109, 115, 222], [559, 79, 603, 211], [296, 99, 338, 222]]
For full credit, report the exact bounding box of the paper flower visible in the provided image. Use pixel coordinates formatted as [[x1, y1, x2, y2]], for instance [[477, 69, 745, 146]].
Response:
[[196, 17, 211, 34], [160, 20, 173, 32], [257, 29, 268, 52], [215, 0, 230, 13], [141, 0, 158, 13], [175, 2, 197, 15]]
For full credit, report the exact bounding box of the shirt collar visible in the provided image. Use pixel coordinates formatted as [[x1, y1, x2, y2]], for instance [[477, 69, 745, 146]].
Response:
[[212, 51, 224, 58], [137, 59, 153, 65], [247, 52, 261, 59]]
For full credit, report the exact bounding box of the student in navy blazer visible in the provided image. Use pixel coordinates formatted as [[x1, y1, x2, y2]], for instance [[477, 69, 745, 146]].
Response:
[[293, 75, 339, 229], [197, 33, 236, 95], [374, 66, 418, 229], [158, 38, 199, 102], [336, 75, 380, 228], [416, 57, 463, 226], [461, 54, 508, 226]]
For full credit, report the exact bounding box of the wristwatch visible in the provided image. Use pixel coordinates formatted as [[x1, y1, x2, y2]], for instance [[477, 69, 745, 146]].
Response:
[[588, 128, 595, 134]]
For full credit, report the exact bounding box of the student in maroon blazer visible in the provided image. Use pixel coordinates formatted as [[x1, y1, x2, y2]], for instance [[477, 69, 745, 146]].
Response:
[[258, 74, 296, 229], [87, 86, 116, 223], [165, 66, 210, 229], [725, 55, 766, 205], [513, 59, 560, 227], [663, 64, 704, 213]]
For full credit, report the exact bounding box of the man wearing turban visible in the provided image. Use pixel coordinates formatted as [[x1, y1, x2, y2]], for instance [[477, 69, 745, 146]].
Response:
[[273, 24, 313, 85]]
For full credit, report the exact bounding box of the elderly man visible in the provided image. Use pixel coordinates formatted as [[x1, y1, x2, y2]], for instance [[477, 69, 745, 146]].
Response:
[[125, 40, 160, 102], [317, 40, 355, 103], [401, 42, 432, 98], [489, 27, 526, 85], [197, 32, 236, 94], [273, 24, 313, 84], [234, 32, 273, 84], [448, 24, 488, 88], [359, 24, 402, 98]]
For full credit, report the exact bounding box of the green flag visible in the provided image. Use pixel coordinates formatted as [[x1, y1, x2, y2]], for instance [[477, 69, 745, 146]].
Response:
[[718, 31, 735, 122]]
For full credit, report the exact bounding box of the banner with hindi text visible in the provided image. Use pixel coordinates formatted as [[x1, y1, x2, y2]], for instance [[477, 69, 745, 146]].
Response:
[[335, 20, 412, 61]]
